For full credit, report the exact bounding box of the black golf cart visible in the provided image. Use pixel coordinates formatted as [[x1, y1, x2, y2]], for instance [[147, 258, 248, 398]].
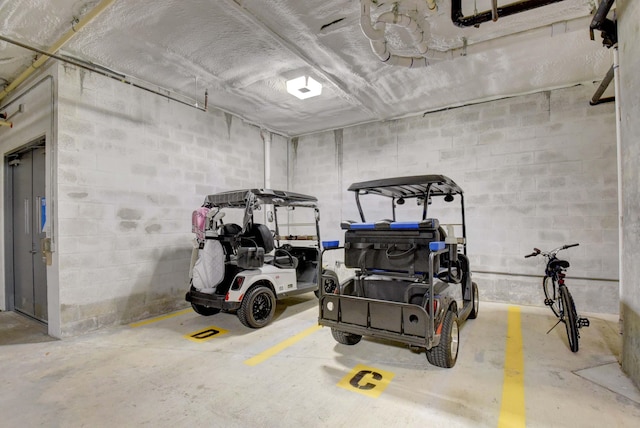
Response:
[[318, 175, 479, 368]]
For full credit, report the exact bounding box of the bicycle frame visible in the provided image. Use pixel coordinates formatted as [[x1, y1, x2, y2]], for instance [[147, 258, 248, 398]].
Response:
[[525, 243, 588, 352]]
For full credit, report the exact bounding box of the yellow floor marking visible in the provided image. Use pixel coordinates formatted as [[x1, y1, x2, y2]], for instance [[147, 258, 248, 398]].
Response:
[[129, 308, 192, 328], [337, 364, 395, 398], [498, 306, 526, 428], [244, 324, 322, 366], [184, 326, 229, 342]]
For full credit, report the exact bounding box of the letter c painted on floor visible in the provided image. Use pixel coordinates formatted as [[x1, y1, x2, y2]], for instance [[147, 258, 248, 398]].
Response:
[[349, 370, 383, 390]]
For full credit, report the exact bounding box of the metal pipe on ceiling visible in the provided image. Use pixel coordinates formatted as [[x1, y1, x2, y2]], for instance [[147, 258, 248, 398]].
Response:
[[0, 35, 207, 112], [589, 0, 617, 48], [590, 0, 616, 27], [360, 0, 448, 68], [363, 0, 580, 67], [364, 12, 591, 67], [451, 0, 567, 28], [0, 0, 117, 101]]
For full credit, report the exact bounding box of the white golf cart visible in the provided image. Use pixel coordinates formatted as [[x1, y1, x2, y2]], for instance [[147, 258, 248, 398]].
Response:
[[186, 188, 327, 328]]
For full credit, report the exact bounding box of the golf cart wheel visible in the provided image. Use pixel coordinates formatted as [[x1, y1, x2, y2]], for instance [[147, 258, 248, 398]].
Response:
[[331, 328, 362, 345], [191, 303, 220, 316], [468, 281, 479, 320], [426, 309, 459, 368], [238, 285, 276, 328]]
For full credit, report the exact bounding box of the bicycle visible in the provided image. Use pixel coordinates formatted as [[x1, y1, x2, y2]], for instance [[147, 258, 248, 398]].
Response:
[[525, 243, 590, 352]]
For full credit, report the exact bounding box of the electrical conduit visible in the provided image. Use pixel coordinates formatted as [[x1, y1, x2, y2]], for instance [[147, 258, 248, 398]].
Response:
[[0, 0, 116, 101]]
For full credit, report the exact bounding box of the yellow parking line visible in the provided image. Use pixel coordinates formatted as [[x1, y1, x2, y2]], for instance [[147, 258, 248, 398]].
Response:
[[244, 324, 322, 366], [498, 306, 526, 428], [129, 308, 192, 328]]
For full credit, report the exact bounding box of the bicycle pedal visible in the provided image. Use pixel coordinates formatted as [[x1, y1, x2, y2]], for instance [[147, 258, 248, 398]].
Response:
[[544, 299, 554, 306], [579, 318, 590, 328]]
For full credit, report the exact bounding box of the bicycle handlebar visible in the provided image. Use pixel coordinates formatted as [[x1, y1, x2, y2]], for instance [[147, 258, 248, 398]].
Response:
[[524, 248, 540, 258], [524, 243, 579, 258]]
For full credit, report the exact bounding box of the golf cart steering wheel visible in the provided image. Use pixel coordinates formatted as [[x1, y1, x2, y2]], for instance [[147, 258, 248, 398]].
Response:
[[274, 247, 297, 269]]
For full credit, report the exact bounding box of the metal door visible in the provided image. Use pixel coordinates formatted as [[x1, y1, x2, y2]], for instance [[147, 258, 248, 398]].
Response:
[[10, 144, 47, 322]]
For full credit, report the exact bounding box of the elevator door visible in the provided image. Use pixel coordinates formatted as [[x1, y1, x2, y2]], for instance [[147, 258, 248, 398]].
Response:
[[11, 144, 47, 322]]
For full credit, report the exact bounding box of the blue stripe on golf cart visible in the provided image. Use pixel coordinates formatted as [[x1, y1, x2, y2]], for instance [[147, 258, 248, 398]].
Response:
[[429, 241, 446, 251], [350, 223, 376, 229], [389, 221, 420, 230]]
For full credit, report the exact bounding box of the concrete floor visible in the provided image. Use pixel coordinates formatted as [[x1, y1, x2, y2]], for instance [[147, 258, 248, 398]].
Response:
[[1, 299, 639, 427]]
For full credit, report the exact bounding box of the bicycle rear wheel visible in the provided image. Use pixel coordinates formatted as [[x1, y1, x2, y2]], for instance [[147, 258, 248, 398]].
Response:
[[560, 285, 579, 352], [543, 276, 561, 317]]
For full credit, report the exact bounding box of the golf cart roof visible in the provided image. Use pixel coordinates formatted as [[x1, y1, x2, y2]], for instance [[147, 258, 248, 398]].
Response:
[[347, 175, 463, 198], [204, 189, 318, 208]]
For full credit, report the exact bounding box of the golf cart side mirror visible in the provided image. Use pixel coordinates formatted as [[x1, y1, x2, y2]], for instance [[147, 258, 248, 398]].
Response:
[[444, 194, 454, 202]]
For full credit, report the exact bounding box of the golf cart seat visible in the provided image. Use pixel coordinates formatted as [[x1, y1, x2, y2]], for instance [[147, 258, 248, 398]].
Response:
[[234, 224, 271, 269], [222, 222, 242, 236], [236, 223, 298, 269], [240, 223, 274, 253], [219, 223, 242, 257]]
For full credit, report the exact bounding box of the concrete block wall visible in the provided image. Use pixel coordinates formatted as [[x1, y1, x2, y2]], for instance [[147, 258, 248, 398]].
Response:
[[293, 84, 619, 314], [55, 66, 283, 335], [618, 0, 640, 388]]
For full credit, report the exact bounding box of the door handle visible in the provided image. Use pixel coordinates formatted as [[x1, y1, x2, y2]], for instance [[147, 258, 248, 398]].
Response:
[[24, 198, 30, 235]]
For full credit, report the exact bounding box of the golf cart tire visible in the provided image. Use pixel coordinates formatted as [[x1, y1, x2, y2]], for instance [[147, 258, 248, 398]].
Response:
[[238, 285, 276, 328], [426, 309, 459, 368], [331, 328, 362, 345], [191, 302, 221, 316]]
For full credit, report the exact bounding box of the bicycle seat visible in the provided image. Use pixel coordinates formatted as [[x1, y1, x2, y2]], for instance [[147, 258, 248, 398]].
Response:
[[549, 259, 570, 270]]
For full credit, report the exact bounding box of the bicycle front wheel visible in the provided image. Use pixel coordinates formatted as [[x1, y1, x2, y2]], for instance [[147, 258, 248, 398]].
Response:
[[560, 285, 579, 352], [543, 276, 561, 317]]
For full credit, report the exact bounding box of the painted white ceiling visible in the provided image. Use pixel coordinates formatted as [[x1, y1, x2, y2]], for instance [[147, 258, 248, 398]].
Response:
[[0, 0, 612, 136]]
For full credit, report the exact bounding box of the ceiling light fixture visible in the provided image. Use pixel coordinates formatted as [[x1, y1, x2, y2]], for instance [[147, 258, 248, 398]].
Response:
[[286, 76, 322, 99]]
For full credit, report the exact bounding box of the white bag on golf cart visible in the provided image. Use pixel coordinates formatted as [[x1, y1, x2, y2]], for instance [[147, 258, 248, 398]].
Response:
[[192, 239, 225, 293], [191, 208, 226, 293]]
